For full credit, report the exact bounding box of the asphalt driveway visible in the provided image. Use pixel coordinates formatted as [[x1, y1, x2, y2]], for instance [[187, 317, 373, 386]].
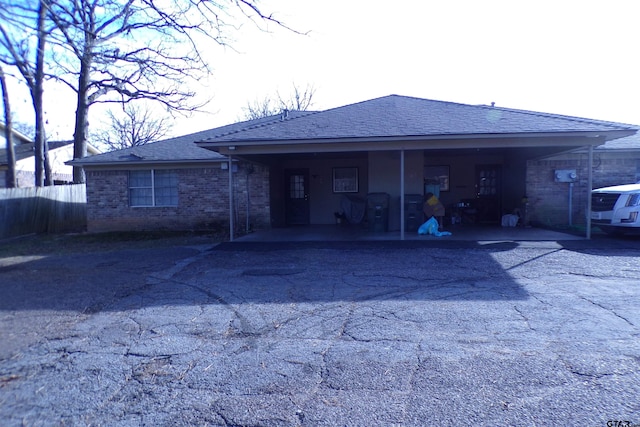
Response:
[[1, 238, 639, 426]]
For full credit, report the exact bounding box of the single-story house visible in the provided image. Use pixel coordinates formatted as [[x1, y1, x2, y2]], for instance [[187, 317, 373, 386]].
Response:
[[1, 124, 100, 187], [71, 95, 638, 238]]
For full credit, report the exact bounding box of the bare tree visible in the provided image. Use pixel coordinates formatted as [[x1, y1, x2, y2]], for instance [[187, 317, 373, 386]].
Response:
[[243, 96, 279, 121], [46, 0, 296, 183], [242, 83, 316, 120], [93, 103, 171, 151], [0, 64, 16, 187], [12, 121, 35, 140], [0, 0, 52, 186], [1, 1, 299, 183], [284, 83, 316, 111]]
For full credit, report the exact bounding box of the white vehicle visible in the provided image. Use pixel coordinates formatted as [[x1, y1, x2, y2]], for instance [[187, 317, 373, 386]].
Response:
[[591, 183, 640, 235]]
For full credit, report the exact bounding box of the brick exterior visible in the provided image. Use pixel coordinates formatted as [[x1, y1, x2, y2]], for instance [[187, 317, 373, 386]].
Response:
[[85, 163, 270, 233], [526, 151, 640, 227]]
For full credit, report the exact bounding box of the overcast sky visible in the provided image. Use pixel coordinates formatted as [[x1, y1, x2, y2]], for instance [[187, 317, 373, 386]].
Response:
[[8, 0, 640, 140]]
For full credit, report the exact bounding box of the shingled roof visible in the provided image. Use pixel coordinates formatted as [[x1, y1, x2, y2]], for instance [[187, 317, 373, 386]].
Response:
[[0, 142, 34, 164], [70, 111, 311, 166], [0, 123, 32, 146], [1, 140, 94, 165], [596, 131, 640, 150], [72, 95, 638, 166], [199, 95, 638, 144]]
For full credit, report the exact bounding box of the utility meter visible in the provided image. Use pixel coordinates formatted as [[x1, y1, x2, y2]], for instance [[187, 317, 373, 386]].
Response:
[[554, 169, 578, 183]]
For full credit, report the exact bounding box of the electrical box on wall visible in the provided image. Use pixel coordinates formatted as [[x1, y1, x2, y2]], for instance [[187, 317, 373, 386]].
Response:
[[554, 169, 578, 183]]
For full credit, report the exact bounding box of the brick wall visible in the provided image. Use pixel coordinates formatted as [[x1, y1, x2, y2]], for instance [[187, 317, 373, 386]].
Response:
[[85, 162, 270, 233], [526, 151, 640, 226]]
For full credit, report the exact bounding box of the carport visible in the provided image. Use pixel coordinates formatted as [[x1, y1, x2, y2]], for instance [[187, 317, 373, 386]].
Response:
[[196, 95, 636, 241]]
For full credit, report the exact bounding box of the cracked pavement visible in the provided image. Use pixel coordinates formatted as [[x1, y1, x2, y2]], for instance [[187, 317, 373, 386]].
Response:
[[1, 239, 639, 426]]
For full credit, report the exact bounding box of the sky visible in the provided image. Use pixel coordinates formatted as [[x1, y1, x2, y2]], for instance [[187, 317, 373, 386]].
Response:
[[7, 0, 640, 141]]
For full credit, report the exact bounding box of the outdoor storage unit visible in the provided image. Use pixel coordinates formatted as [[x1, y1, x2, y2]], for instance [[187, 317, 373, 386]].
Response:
[[367, 192, 390, 232], [404, 194, 424, 232]]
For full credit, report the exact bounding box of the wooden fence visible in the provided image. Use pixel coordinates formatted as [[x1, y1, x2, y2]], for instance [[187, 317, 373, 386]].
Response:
[[0, 184, 87, 239]]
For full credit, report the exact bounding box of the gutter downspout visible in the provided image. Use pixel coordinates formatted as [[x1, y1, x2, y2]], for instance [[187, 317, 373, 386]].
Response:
[[586, 145, 593, 240], [228, 155, 234, 242], [400, 149, 405, 241]]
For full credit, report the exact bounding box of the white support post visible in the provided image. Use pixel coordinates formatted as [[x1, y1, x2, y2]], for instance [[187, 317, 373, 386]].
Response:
[[228, 155, 234, 242], [586, 145, 593, 240], [400, 149, 405, 241]]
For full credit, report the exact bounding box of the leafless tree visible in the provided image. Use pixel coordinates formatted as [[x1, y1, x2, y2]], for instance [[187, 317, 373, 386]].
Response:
[[12, 121, 35, 140], [242, 83, 316, 120], [0, 64, 16, 187], [93, 103, 171, 151], [47, 0, 296, 183], [1, 1, 298, 183], [243, 97, 278, 121], [285, 83, 316, 111], [0, 0, 52, 186]]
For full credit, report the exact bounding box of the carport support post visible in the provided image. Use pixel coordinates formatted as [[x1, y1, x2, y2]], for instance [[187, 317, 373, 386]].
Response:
[[586, 145, 593, 240], [228, 155, 234, 242], [400, 149, 405, 241]]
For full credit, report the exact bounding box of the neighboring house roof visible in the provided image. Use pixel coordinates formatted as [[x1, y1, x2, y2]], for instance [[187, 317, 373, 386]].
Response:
[[198, 95, 638, 144], [1, 139, 102, 186], [0, 140, 100, 166], [0, 123, 32, 146], [0, 141, 34, 164]]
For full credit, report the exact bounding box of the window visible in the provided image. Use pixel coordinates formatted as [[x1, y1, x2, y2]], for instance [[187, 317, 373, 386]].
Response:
[[289, 174, 306, 199], [333, 167, 359, 193], [424, 165, 450, 192], [129, 170, 178, 207]]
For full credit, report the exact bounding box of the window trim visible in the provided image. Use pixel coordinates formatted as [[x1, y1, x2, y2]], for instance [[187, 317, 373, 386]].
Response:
[[332, 167, 359, 193], [129, 169, 178, 207]]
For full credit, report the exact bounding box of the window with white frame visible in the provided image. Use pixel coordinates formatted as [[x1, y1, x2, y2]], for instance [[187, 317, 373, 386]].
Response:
[[129, 170, 178, 207], [332, 167, 359, 193]]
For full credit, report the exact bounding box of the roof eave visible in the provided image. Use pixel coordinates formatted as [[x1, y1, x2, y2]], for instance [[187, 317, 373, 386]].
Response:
[[67, 158, 229, 168], [197, 130, 634, 155]]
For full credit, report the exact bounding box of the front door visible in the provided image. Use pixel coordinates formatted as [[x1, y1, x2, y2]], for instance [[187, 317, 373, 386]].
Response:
[[476, 165, 502, 223], [285, 169, 310, 225]]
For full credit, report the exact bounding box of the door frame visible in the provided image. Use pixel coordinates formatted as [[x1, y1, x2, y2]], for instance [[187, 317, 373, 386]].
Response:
[[284, 168, 310, 225], [475, 164, 503, 223]]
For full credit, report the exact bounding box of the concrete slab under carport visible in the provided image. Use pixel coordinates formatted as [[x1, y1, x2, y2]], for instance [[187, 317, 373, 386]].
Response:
[[236, 224, 585, 242]]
